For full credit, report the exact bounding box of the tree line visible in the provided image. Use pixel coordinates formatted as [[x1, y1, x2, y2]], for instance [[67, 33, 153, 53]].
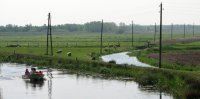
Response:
[[0, 22, 200, 34]]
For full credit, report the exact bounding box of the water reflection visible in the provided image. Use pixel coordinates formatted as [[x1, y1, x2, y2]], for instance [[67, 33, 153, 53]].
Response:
[[24, 80, 45, 89], [0, 63, 173, 99], [138, 85, 165, 99], [0, 88, 2, 99], [48, 79, 52, 99], [74, 73, 167, 99], [0, 64, 2, 75]]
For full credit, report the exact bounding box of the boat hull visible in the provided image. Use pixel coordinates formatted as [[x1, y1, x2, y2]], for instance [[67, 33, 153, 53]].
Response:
[[22, 74, 44, 81]]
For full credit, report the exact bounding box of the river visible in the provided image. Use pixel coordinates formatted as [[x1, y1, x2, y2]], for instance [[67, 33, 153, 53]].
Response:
[[101, 52, 151, 67], [0, 63, 172, 99]]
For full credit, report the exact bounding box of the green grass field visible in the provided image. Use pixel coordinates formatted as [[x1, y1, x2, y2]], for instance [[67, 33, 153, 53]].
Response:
[[0, 31, 199, 65]]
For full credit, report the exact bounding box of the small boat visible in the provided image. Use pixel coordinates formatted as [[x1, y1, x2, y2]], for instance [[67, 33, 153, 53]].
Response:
[[22, 73, 45, 81]]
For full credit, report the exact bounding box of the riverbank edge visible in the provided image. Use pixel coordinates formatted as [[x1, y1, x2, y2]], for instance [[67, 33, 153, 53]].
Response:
[[0, 52, 200, 99]]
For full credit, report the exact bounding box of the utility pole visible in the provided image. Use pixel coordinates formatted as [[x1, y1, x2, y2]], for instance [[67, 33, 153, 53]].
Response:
[[132, 21, 134, 47], [184, 24, 186, 38], [46, 14, 50, 55], [100, 19, 103, 55], [193, 23, 195, 37], [171, 23, 173, 40], [46, 13, 53, 56], [154, 23, 157, 43], [49, 13, 53, 56], [159, 3, 163, 68]]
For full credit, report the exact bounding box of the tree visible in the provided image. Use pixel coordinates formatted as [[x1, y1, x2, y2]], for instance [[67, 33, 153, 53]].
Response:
[[116, 22, 126, 34]]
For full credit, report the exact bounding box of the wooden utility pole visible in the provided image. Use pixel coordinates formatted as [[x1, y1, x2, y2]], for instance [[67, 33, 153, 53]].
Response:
[[154, 23, 157, 43], [46, 14, 50, 55], [159, 3, 163, 68], [184, 24, 186, 38], [49, 14, 53, 56], [46, 13, 53, 56], [171, 23, 173, 40], [132, 21, 134, 47], [100, 19, 103, 55]]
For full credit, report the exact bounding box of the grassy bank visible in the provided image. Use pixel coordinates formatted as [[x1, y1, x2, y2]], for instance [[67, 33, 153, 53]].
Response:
[[0, 52, 200, 99], [128, 39, 200, 71]]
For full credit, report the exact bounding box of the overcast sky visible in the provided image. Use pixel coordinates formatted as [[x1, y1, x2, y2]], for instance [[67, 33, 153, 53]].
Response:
[[0, 0, 200, 25]]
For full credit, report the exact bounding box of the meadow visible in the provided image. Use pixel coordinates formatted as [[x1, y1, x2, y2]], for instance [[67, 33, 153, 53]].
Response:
[[1, 31, 200, 68], [0, 31, 198, 61], [1, 31, 200, 98]]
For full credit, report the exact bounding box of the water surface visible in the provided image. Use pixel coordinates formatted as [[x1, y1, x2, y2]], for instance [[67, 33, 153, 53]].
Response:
[[0, 63, 172, 99], [101, 52, 151, 67]]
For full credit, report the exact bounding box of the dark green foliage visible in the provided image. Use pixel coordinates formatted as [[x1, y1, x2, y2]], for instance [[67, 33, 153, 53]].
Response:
[[91, 57, 96, 60], [99, 67, 111, 74], [84, 21, 117, 33], [6, 44, 21, 47], [116, 22, 126, 34], [108, 60, 116, 64], [136, 45, 147, 50], [89, 52, 98, 60], [1, 23, 200, 34], [136, 73, 160, 86]]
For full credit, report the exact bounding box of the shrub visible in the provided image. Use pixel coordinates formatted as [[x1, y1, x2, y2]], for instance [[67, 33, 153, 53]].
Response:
[[91, 57, 96, 60], [108, 60, 116, 64], [104, 48, 108, 52], [137, 73, 159, 86], [6, 44, 21, 47], [89, 52, 96, 57], [99, 67, 111, 74]]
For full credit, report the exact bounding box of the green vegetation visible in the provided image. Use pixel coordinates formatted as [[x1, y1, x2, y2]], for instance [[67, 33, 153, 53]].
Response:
[[0, 52, 200, 99], [0, 31, 200, 99], [130, 39, 200, 71], [1, 23, 200, 35]]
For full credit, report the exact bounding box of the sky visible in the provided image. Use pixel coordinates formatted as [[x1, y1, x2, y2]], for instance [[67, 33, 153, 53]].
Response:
[[0, 0, 200, 26]]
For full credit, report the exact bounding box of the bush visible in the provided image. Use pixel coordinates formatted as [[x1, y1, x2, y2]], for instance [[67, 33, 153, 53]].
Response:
[[91, 57, 96, 60], [89, 52, 96, 57], [108, 60, 116, 64], [104, 48, 108, 52], [6, 44, 21, 47], [137, 73, 159, 86], [99, 67, 111, 74]]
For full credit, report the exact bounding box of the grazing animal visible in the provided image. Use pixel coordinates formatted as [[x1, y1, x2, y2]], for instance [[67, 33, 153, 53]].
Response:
[[56, 50, 62, 53], [67, 52, 72, 56]]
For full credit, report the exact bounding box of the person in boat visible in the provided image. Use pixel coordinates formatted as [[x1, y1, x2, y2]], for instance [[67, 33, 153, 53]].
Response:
[[30, 68, 36, 74], [25, 69, 30, 76]]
